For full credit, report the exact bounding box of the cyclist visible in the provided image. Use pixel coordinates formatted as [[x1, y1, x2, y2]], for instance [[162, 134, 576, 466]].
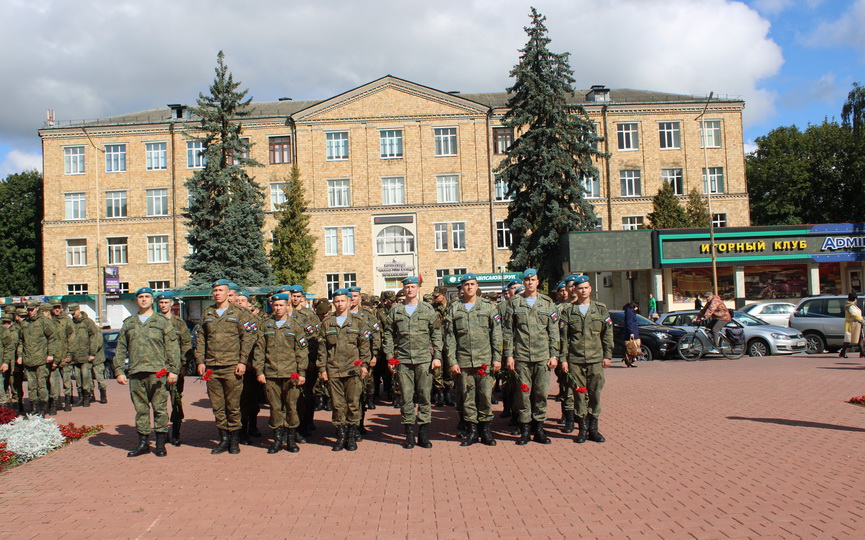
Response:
[[693, 291, 731, 349]]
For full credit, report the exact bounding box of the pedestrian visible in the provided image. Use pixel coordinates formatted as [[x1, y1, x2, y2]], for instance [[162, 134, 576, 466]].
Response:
[[155, 292, 193, 445], [114, 287, 181, 457], [623, 301, 641, 367], [68, 304, 99, 410], [559, 275, 614, 443], [20, 302, 58, 415], [648, 293, 657, 319], [8, 307, 26, 412], [840, 292, 863, 358]]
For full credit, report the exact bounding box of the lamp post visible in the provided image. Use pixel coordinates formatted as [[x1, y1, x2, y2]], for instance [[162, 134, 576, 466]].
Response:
[[696, 92, 718, 295]]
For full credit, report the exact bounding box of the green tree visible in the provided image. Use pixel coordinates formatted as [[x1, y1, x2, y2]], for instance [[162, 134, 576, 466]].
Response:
[[270, 165, 316, 288], [646, 181, 688, 229], [842, 82, 865, 139], [0, 170, 43, 296], [183, 51, 273, 288], [685, 188, 710, 228], [496, 7, 604, 288]]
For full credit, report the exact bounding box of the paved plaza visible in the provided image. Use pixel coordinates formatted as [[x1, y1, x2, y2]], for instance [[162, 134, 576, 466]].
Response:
[[1, 353, 864, 539]]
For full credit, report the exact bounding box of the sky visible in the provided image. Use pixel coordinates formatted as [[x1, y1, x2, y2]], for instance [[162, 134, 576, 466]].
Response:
[[0, 0, 862, 177]]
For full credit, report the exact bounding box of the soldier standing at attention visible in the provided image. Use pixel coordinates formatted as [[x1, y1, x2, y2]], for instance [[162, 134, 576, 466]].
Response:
[[317, 289, 371, 452], [383, 277, 442, 449], [503, 269, 560, 445], [254, 293, 308, 454], [20, 302, 58, 415], [114, 287, 180, 457], [559, 275, 613, 443], [0, 314, 14, 408], [444, 274, 502, 446], [374, 291, 395, 404], [555, 277, 576, 433], [431, 286, 455, 408], [288, 285, 319, 441], [49, 301, 74, 414], [235, 289, 264, 445], [196, 279, 256, 455], [68, 304, 99, 410], [348, 286, 380, 413], [8, 307, 26, 412], [156, 292, 193, 446]]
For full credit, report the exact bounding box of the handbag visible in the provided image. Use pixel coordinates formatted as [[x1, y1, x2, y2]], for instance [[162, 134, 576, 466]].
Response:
[[625, 336, 641, 358]]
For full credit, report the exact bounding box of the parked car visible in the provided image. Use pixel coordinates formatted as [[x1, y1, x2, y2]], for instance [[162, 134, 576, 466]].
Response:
[[789, 295, 865, 354], [657, 310, 806, 357], [101, 329, 122, 379], [739, 302, 796, 327], [608, 311, 687, 361]]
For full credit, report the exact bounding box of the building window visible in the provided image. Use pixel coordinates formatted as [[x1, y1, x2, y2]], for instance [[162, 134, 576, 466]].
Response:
[[493, 127, 514, 154], [64, 147, 85, 175], [187, 141, 205, 168], [452, 268, 467, 275], [342, 227, 355, 255], [452, 222, 466, 250], [145, 142, 167, 170], [434, 224, 448, 251], [582, 175, 600, 198], [326, 132, 349, 161], [620, 170, 641, 197], [65, 193, 86, 220], [494, 175, 512, 201], [658, 122, 681, 149], [325, 274, 340, 297], [376, 226, 415, 255], [436, 269, 448, 284], [118, 282, 130, 294], [712, 213, 728, 228], [105, 144, 126, 172], [227, 138, 249, 166], [324, 227, 338, 256], [661, 168, 684, 195], [381, 177, 405, 205], [67, 283, 89, 295], [269, 136, 292, 164], [380, 130, 403, 158], [702, 167, 725, 194], [147, 235, 169, 263], [595, 217, 604, 231], [617, 123, 639, 150], [343, 273, 357, 288], [146, 188, 169, 216], [622, 216, 644, 230], [434, 127, 458, 156], [496, 221, 512, 249], [105, 191, 127, 218], [270, 182, 286, 210], [107, 237, 128, 265], [66, 239, 87, 267], [436, 175, 460, 203], [700, 120, 722, 148], [327, 179, 350, 208], [149, 281, 170, 292]]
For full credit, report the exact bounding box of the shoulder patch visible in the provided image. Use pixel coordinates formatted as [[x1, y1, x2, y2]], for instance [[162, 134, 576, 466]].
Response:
[[550, 312, 558, 321], [362, 330, 372, 340], [243, 321, 257, 332], [299, 337, 308, 348], [604, 316, 612, 324], [493, 313, 502, 324]]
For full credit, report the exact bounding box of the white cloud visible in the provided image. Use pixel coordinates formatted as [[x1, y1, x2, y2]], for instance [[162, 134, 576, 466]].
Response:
[[0, 149, 42, 178], [803, 0, 865, 54], [750, 0, 825, 16]]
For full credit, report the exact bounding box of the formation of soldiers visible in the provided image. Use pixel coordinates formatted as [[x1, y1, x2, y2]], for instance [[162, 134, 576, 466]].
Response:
[[0, 269, 614, 456]]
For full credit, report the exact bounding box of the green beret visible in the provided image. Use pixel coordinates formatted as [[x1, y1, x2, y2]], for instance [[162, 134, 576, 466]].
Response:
[[68, 303, 80, 311], [39, 302, 52, 311]]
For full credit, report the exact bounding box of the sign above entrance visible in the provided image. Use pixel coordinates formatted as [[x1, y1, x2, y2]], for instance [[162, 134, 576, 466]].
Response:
[[376, 259, 415, 278], [441, 273, 521, 285]]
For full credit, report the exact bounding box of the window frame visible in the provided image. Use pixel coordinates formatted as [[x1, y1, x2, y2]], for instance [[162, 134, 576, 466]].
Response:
[[702, 167, 725, 194], [582, 175, 600, 198], [186, 141, 205, 169], [327, 179, 351, 208], [493, 127, 514, 155], [104, 144, 127, 173], [622, 216, 644, 231], [700, 120, 722, 148], [375, 225, 415, 255], [146, 188, 169, 217], [381, 177, 405, 206], [436, 175, 460, 203], [342, 227, 355, 256], [106, 237, 128, 265], [105, 190, 128, 219], [619, 170, 642, 197], [269, 136, 292, 164], [65, 239, 87, 267], [325, 131, 349, 161], [146, 235, 169, 264], [496, 220, 512, 249], [616, 123, 640, 151], [661, 168, 684, 196], [712, 213, 728, 228], [324, 227, 338, 256], [451, 222, 466, 251], [64, 146, 85, 175], [434, 223, 448, 251], [67, 283, 89, 295], [145, 142, 167, 171], [148, 280, 171, 292], [379, 129, 404, 159], [64, 192, 86, 220], [433, 127, 458, 157], [658, 121, 681, 150], [325, 274, 340, 297], [270, 182, 287, 211], [494, 175, 512, 202]]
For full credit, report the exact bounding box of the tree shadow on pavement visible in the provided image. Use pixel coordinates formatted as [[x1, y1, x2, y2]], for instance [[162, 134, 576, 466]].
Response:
[[727, 416, 865, 432]]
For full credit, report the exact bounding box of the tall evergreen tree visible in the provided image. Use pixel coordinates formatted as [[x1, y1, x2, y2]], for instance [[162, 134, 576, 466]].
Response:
[[270, 165, 316, 288], [0, 170, 43, 295], [183, 51, 273, 288], [685, 188, 710, 228], [646, 181, 688, 229], [496, 7, 604, 288]]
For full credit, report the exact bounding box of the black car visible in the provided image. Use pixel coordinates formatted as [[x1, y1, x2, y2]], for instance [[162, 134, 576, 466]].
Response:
[[608, 311, 687, 361], [102, 329, 121, 378]]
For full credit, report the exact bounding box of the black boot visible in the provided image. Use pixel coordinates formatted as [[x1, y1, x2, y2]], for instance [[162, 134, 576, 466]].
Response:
[[286, 428, 300, 453], [295, 429, 307, 444], [332, 426, 347, 451], [575, 416, 587, 444], [99, 387, 107, 404], [587, 415, 605, 443], [516, 423, 531, 445], [345, 426, 358, 451], [170, 421, 182, 446], [456, 414, 468, 439], [38, 401, 48, 416], [403, 424, 415, 449], [840, 345, 849, 358], [563, 411, 575, 434], [314, 395, 324, 411], [417, 423, 432, 449], [479, 422, 496, 446], [71, 393, 82, 407], [460, 423, 478, 447], [47, 399, 57, 416], [268, 428, 285, 454], [238, 422, 251, 446], [228, 430, 241, 454], [533, 422, 551, 444], [211, 429, 230, 454], [82, 391, 91, 408], [443, 390, 455, 407], [393, 394, 403, 408], [366, 393, 376, 410], [128, 433, 151, 457], [63, 396, 72, 412], [248, 417, 261, 438], [323, 397, 332, 411], [154, 432, 168, 457], [357, 408, 367, 440], [432, 389, 443, 407]]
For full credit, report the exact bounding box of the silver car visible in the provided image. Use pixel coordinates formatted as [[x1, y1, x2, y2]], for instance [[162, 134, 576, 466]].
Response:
[[657, 310, 807, 357], [739, 302, 796, 328]]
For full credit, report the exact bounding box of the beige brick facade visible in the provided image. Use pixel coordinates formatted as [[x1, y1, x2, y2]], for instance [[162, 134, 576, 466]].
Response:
[[38, 76, 749, 298]]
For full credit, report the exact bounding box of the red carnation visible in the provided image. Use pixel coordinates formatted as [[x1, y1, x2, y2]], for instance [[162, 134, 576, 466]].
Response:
[[576, 386, 588, 393], [202, 369, 212, 382], [521, 383, 530, 393], [289, 372, 300, 381], [155, 368, 168, 378], [388, 358, 400, 366], [353, 360, 363, 366], [477, 368, 487, 377]]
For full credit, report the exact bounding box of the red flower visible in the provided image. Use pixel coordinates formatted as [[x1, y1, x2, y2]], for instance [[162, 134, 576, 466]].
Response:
[[480, 364, 488, 370], [388, 358, 400, 366], [576, 386, 588, 394], [477, 369, 487, 377], [202, 369, 212, 382], [521, 383, 530, 393], [289, 373, 300, 381], [155, 368, 168, 378], [353, 360, 363, 366]]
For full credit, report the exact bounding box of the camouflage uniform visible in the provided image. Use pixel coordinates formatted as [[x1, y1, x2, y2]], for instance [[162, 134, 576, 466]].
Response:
[[0, 321, 14, 406], [20, 307, 58, 413], [289, 304, 319, 436], [50, 308, 74, 412], [166, 313, 192, 444], [69, 311, 100, 404]]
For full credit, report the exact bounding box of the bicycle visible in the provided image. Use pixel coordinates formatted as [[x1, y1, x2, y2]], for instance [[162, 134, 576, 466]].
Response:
[[676, 320, 744, 361]]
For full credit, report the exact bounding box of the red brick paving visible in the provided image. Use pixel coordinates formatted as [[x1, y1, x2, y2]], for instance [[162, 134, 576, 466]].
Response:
[[2, 354, 865, 538]]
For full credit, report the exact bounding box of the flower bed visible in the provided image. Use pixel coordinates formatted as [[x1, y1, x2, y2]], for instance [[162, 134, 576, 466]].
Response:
[[0, 407, 102, 473]]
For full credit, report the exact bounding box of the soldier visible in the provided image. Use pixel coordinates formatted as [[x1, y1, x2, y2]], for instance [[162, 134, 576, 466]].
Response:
[[348, 286, 380, 414], [498, 280, 521, 427], [559, 275, 613, 443], [254, 293, 308, 453], [91, 319, 109, 404], [235, 289, 264, 445], [444, 274, 502, 446], [503, 269, 560, 445], [554, 277, 576, 432], [195, 279, 257, 455], [114, 287, 181, 457], [156, 292, 193, 446], [8, 307, 26, 412], [49, 300, 74, 414], [317, 289, 371, 452], [430, 286, 455, 408], [68, 303, 99, 411], [288, 285, 320, 440], [0, 314, 14, 408], [312, 297, 333, 412], [20, 302, 58, 415], [373, 290, 395, 402], [382, 276, 442, 449]]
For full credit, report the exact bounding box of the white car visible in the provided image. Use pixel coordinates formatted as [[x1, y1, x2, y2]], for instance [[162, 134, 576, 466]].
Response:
[[739, 302, 796, 328]]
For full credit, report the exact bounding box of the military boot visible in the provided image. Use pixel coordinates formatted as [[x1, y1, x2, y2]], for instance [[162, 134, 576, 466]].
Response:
[[416, 423, 432, 449], [71, 393, 82, 407], [99, 387, 107, 403], [402, 424, 415, 449], [128, 433, 151, 457], [82, 391, 91, 408], [562, 411, 575, 434], [533, 422, 552, 444], [332, 426, 347, 452], [153, 432, 168, 457], [456, 413, 468, 439], [211, 429, 230, 455], [314, 395, 324, 411], [238, 422, 251, 446], [345, 426, 358, 451], [443, 390, 455, 407], [460, 423, 478, 447], [268, 428, 285, 454], [170, 421, 182, 446], [500, 391, 512, 418], [228, 430, 241, 454], [323, 396, 332, 411], [286, 428, 300, 453], [47, 399, 57, 416], [479, 422, 497, 446], [37, 401, 48, 416], [366, 393, 376, 410], [63, 396, 72, 412], [575, 416, 587, 444], [587, 415, 605, 443], [515, 423, 531, 445]]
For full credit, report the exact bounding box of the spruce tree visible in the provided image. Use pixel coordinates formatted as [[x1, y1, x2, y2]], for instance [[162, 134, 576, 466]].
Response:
[[496, 8, 604, 288], [0, 170, 43, 295], [270, 165, 316, 288], [646, 181, 688, 229], [685, 188, 710, 228], [183, 51, 273, 288]]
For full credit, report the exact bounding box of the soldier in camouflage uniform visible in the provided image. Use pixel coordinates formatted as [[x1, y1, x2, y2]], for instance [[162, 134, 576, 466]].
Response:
[[503, 269, 560, 445], [498, 280, 521, 427], [114, 287, 181, 457], [312, 297, 333, 412], [235, 289, 264, 445], [554, 278, 575, 433], [0, 313, 14, 408], [68, 303, 99, 410], [49, 300, 74, 413], [559, 275, 613, 443], [348, 286, 380, 437], [430, 286, 455, 408], [20, 302, 58, 415], [156, 292, 193, 446], [374, 291, 396, 404], [289, 285, 319, 440], [7, 307, 26, 411]]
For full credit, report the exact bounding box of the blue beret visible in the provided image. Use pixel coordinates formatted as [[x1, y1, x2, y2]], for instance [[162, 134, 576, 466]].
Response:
[[271, 293, 289, 301], [290, 285, 304, 293], [515, 285, 525, 294], [401, 276, 419, 285], [135, 287, 154, 297], [347, 286, 361, 293], [575, 275, 590, 284], [564, 274, 578, 284], [155, 291, 174, 301], [212, 279, 231, 288], [459, 273, 477, 284], [507, 280, 521, 288], [228, 282, 239, 291], [332, 288, 350, 298], [276, 285, 290, 293], [238, 290, 251, 298], [522, 269, 537, 279], [555, 281, 566, 291]]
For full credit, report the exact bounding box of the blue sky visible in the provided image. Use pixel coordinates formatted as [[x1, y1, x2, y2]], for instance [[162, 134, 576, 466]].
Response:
[[0, 0, 862, 176]]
